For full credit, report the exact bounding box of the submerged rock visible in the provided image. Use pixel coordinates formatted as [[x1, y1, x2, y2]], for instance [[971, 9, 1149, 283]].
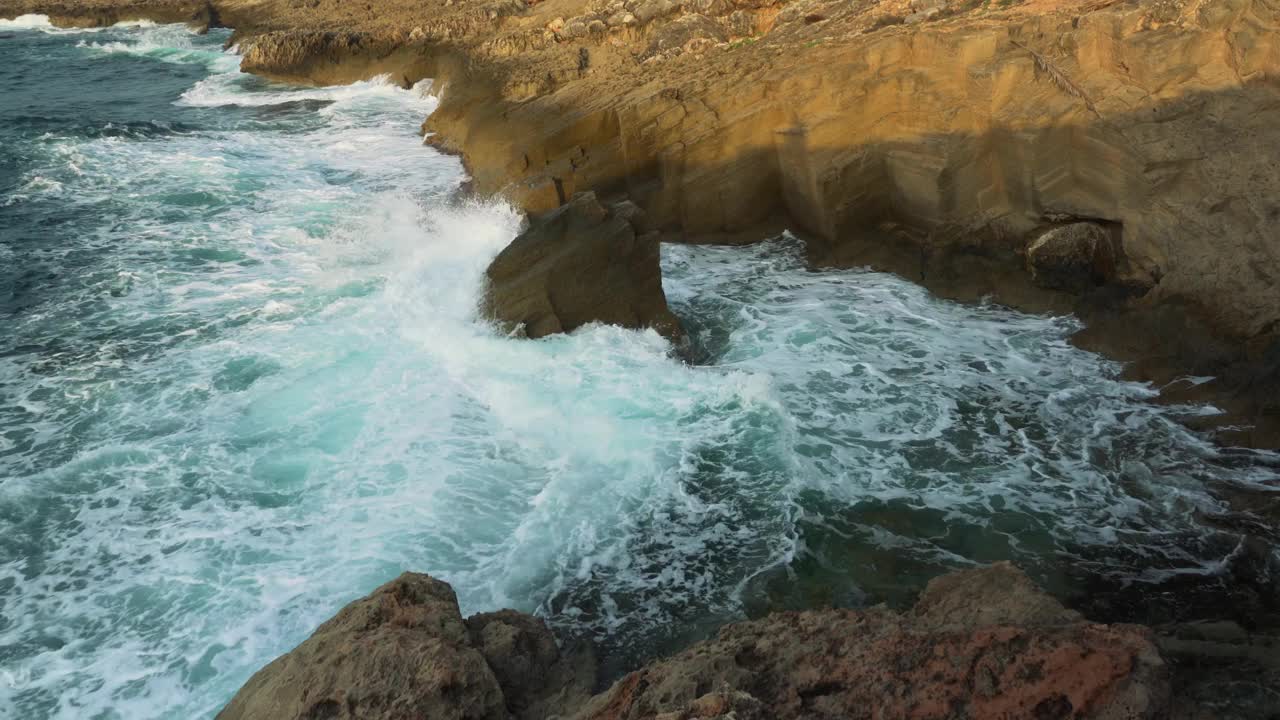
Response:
[[482, 191, 684, 342], [218, 564, 1171, 720]]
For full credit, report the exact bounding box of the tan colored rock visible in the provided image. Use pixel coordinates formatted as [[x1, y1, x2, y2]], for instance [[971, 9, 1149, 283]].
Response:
[[216, 573, 594, 720], [573, 563, 1170, 720], [205, 564, 1195, 720], [482, 192, 684, 341]]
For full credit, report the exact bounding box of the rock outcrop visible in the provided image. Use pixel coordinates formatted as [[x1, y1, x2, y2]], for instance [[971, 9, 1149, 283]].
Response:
[[215, 564, 1173, 720], [1025, 222, 1118, 293], [215, 573, 594, 720], [482, 191, 684, 341], [572, 562, 1169, 720]]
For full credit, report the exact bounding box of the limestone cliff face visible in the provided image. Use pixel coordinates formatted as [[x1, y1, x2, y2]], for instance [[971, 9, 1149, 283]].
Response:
[[419, 0, 1280, 402]]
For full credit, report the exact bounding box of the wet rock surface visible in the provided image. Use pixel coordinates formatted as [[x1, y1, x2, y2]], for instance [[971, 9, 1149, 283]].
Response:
[[482, 191, 684, 341], [215, 564, 1181, 720]]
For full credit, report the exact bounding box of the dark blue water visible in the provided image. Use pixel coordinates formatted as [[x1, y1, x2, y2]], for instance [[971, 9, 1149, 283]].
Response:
[[2, 15, 1278, 720]]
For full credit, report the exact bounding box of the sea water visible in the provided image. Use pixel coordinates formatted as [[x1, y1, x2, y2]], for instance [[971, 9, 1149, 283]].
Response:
[[1, 19, 1276, 719]]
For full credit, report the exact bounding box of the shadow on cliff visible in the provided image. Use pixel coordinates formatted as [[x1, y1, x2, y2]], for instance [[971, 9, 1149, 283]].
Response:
[[425, 76, 1280, 450]]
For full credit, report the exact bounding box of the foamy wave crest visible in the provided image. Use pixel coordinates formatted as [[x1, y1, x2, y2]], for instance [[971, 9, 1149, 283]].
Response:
[[0, 13, 54, 29], [0, 14, 154, 32], [78, 23, 237, 70], [179, 73, 431, 108]]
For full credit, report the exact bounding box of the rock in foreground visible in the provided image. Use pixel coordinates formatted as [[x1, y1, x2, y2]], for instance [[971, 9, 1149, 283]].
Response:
[[215, 574, 593, 720], [218, 563, 1170, 720], [574, 562, 1167, 719], [481, 191, 684, 342]]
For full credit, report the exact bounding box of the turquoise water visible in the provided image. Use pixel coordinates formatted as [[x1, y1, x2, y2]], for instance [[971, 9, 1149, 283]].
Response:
[[1, 17, 1277, 719]]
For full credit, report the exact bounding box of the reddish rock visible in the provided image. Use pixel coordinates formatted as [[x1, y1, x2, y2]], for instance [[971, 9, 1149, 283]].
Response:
[[572, 563, 1169, 720]]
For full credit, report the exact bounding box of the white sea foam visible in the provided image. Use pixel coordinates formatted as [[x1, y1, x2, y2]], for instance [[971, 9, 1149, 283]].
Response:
[[78, 23, 239, 70], [180, 72, 429, 108], [0, 13, 155, 32]]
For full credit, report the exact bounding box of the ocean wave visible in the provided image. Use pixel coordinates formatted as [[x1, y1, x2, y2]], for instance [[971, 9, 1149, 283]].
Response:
[[178, 72, 433, 108], [0, 13, 56, 29], [76, 23, 239, 71], [0, 14, 156, 32]]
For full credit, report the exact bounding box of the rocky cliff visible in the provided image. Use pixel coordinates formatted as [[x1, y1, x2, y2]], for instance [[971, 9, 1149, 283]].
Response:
[[9, 0, 1274, 443]]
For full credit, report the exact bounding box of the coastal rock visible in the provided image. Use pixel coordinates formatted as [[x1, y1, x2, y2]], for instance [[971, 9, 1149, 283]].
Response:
[[1025, 222, 1116, 293], [482, 192, 684, 341], [466, 610, 597, 720], [11, 0, 1280, 444], [215, 573, 592, 720], [572, 563, 1170, 720]]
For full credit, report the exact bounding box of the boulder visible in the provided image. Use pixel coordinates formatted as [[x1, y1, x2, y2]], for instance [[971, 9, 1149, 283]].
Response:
[[572, 563, 1170, 720], [466, 610, 596, 720], [1025, 222, 1116, 293], [216, 573, 592, 720], [482, 192, 684, 341]]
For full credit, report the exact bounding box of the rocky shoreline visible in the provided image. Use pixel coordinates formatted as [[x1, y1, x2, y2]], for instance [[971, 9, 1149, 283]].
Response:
[[4, 0, 1279, 716], [216, 563, 1189, 720], [210, 562, 1280, 720], [5, 0, 1278, 447]]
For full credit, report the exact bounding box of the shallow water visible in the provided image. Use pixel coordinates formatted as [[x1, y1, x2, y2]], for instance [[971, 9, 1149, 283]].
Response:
[[1, 18, 1277, 720]]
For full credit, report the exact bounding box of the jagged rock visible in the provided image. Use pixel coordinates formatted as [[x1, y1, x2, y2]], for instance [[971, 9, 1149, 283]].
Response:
[[466, 610, 596, 720], [572, 563, 1170, 720], [482, 192, 684, 341], [215, 574, 507, 720], [215, 573, 593, 720], [605, 10, 634, 26], [683, 0, 729, 16], [1025, 222, 1115, 293], [646, 13, 726, 55], [631, 0, 679, 24]]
